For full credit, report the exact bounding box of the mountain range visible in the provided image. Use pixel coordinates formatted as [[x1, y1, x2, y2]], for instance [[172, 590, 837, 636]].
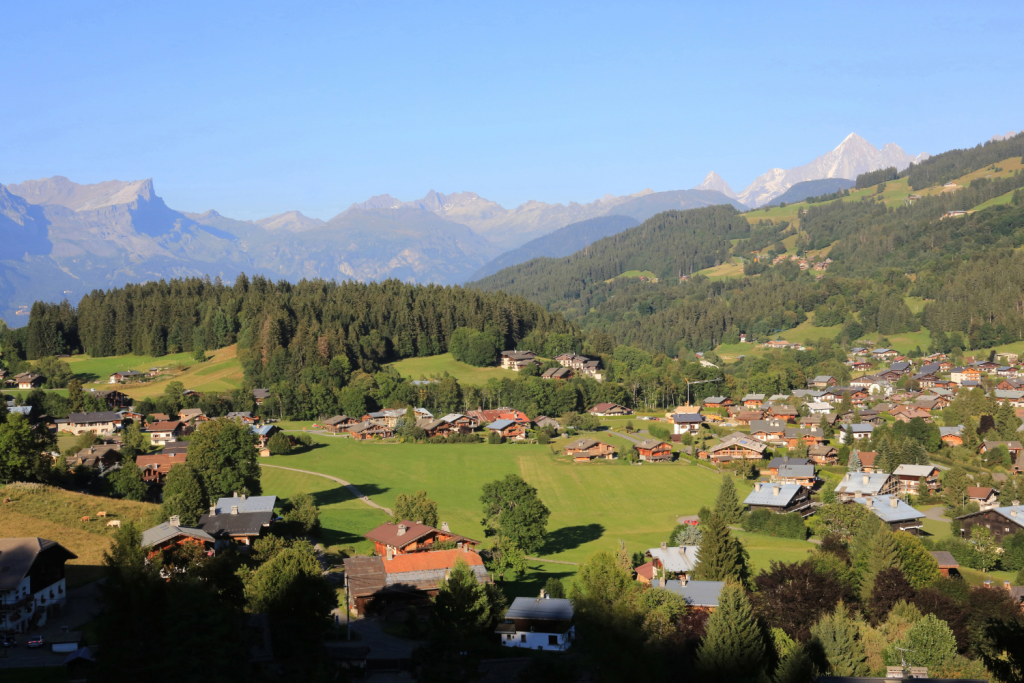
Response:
[[0, 132, 927, 323], [697, 133, 929, 208]]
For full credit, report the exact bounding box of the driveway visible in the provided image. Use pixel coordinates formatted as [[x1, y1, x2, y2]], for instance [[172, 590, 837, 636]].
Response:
[[0, 580, 104, 669], [260, 464, 393, 515], [329, 612, 423, 659], [923, 505, 950, 522]]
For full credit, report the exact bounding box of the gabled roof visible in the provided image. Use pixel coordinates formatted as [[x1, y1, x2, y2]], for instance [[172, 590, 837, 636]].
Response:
[[928, 550, 958, 568], [67, 411, 120, 424], [648, 545, 699, 573], [744, 483, 804, 507], [835, 472, 892, 496], [504, 596, 574, 621], [636, 438, 670, 450], [322, 415, 354, 426], [957, 505, 1024, 527], [141, 521, 215, 548], [672, 412, 704, 423], [777, 464, 815, 478], [662, 580, 725, 607], [146, 420, 183, 432], [967, 486, 996, 499], [892, 464, 939, 478], [742, 393, 766, 401], [487, 419, 517, 431], [252, 388, 271, 399], [852, 495, 925, 524], [197, 510, 273, 538], [213, 495, 277, 514], [564, 438, 608, 450], [364, 520, 478, 549], [709, 433, 768, 454], [703, 396, 729, 404], [0, 538, 77, 591], [749, 420, 786, 434], [767, 457, 809, 469]]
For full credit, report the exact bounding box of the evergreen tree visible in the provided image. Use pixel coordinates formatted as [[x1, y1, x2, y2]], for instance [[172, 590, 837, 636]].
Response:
[[110, 462, 147, 501], [714, 475, 744, 525], [819, 415, 835, 440], [884, 613, 958, 670], [432, 556, 500, 638], [696, 582, 768, 683], [67, 378, 84, 413], [860, 530, 901, 601], [809, 602, 868, 676], [848, 449, 862, 472], [693, 511, 749, 582], [543, 577, 566, 599], [774, 646, 813, 683], [944, 465, 970, 510], [161, 463, 207, 526]]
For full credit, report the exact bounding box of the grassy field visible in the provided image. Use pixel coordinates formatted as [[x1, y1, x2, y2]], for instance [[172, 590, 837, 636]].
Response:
[[695, 260, 745, 281], [973, 189, 1018, 211], [258, 431, 822, 581], [387, 353, 518, 386], [63, 351, 195, 383], [0, 484, 161, 588], [617, 270, 657, 279], [714, 313, 843, 361], [903, 296, 932, 314]]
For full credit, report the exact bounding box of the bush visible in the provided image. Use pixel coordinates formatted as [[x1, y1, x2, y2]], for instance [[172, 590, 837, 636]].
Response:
[[740, 509, 807, 540], [932, 537, 983, 570], [267, 433, 292, 455], [487, 431, 505, 444], [648, 424, 672, 441]]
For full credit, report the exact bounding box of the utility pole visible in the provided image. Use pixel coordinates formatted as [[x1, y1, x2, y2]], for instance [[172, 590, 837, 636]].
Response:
[[345, 571, 351, 641]]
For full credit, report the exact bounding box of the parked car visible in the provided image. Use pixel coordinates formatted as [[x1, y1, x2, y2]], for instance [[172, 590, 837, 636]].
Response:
[[27, 635, 43, 648], [1, 634, 16, 647]]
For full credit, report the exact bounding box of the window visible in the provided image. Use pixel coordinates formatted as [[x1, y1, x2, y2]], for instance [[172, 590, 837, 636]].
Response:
[[520, 634, 526, 643], [548, 635, 559, 646]]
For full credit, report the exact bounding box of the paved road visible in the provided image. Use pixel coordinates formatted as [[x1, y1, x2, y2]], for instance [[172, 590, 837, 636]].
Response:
[[260, 464, 393, 516], [328, 613, 422, 659], [924, 505, 951, 522]]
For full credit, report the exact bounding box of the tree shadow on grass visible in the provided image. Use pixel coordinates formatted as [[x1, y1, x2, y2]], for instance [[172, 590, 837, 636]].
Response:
[[308, 483, 390, 508], [499, 563, 576, 600], [538, 523, 605, 555]]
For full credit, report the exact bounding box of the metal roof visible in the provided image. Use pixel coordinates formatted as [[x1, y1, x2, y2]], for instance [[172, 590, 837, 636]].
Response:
[[743, 483, 803, 507], [852, 495, 925, 524], [777, 464, 815, 478], [673, 413, 704, 423], [929, 550, 958, 567], [213, 495, 277, 514], [504, 596, 574, 621], [648, 545, 700, 573], [834, 472, 892, 496], [892, 464, 938, 477], [140, 521, 215, 548], [767, 457, 809, 469], [661, 580, 725, 607], [939, 425, 964, 437], [198, 510, 273, 537], [0, 538, 77, 591], [487, 419, 516, 430]]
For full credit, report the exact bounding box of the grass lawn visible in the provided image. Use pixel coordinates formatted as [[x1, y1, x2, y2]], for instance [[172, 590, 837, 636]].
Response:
[[616, 270, 657, 279], [63, 351, 195, 383], [973, 189, 1018, 211], [695, 260, 745, 281], [0, 484, 161, 588], [733, 530, 815, 568], [114, 345, 244, 399], [387, 353, 518, 386], [259, 434, 778, 572], [903, 296, 932, 314]]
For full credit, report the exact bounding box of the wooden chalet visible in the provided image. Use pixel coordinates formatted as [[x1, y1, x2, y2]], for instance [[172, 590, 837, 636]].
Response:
[[982, 440, 1024, 462], [852, 495, 925, 534], [749, 420, 786, 443], [783, 427, 824, 448], [88, 389, 131, 409], [322, 415, 358, 433], [415, 418, 451, 438], [108, 370, 144, 384], [808, 444, 838, 465], [734, 410, 764, 425], [500, 350, 538, 371], [140, 517, 215, 554], [196, 494, 277, 546], [635, 438, 672, 462], [347, 421, 393, 440], [66, 444, 120, 471], [363, 520, 478, 557], [63, 411, 121, 436], [773, 464, 816, 487], [850, 450, 879, 473], [136, 450, 188, 484], [765, 456, 809, 476], [439, 413, 479, 432], [486, 419, 526, 439], [702, 396, 733, 407], [541, 367, 573, 380], [0, 538, 77, 634], [957, 504, 1024, 544], [743, 482, 813, 516], [742, 394, 766, 407], [497, 594, 575, 651], [892, 464, 942, 495], [146, 420, 185, 446], [833, 472, 897, 501], [929, 550, 960, 577], [588, 402, 632, 417], [564, 438, 616, 462], [225, 411, 259, 425], [252, 388, 271, 405], [767, 405, 799, 422], [967, 486, 999, 511], [704, 433, 767, 463]]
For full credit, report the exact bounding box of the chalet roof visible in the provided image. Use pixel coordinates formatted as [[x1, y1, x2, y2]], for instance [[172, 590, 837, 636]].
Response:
[[892, 464, 938, 478], [648, 545, 700, 573], [364, 520, 478, 549], [146, 420, 183, 432], [852, 450, 877, 468], [777, 464, 815, 478], [135, 452, 187, 472], [487, 419, 517, 431], [736, 411, 765, 421], [140, 521, 215, 548], [967, 486, 996, 499], [767, 457, 809, 469], [501, 350, 535, 360], [849, 424, 875, 434], [749, 420, 786, 435], [709, 433, 768, 455], [213, 495, 277, 514], [744, 483, 804, 507], [415, 418, 447, 431], [504, 596, 574, 621], [768, 394, 791, 402], [994, 390, 1024, 399], [672, 413, 704, 423], [835, 472, 892, 496], [809, 444, 837, 455], [662, 580, 725, 608], [812, 375, 834, 383], [67, 411, 120, 424], [252, 388, 271, 399], [784, 427, 823, 439], [889, 362, 912, 372], [703, 396, 729, 404], [0, 538, 77, 591], [636, 438, 669, 450], [806, 401, 832, 411], [322, 415, 353, 425], [984, 440, 1023, 451], [853, 495, 925, 524], [225, 411, 254, 419], [742, 394, 766, 401], [439, 413, 467, 423], [197, 509, 273, 538], [382, 550, 489, 590], [342, 556, 388, 597], [590, 402, 626, 412], [928, 550, 959, 568], [564, 438, 607, 450], [957, 505, 1024, 527], [790, 390, 825, 398], [178, 408, 204, 419]]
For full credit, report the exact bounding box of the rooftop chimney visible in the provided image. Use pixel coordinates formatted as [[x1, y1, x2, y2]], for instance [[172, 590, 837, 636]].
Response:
[[984, 580, 992, 589], [241, 493, 247, 500], [209, 506, 217, 516], [233, 491, 238, 498], [169, 515, 180, 527], [386, 547, 393, 561], [890, 497, 898, 508], [231, 505, 238, 515], [867, 498, 874, 507], [661, 542, 667, 550], [773, 485, 780, 496], [844, 473, 850, 481], [415, 520, 422, 526], [1005, 581, 1012, 591], [539, 589, 547, 599], [1015, 499, 1021, 507], [755, 482, 762, 492], [863, 474, 870, 485], [441, 521, 450, 532], [1013, 510, 1018, 517], [397, 524, 407, 536], [659, 572, 666, 588]]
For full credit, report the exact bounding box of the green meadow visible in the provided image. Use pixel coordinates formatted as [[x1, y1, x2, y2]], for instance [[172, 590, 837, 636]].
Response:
[[387, 352, 519, 386]]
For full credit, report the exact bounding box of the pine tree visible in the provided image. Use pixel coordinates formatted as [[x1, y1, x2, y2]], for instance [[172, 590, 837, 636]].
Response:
[[944, 465, 969, 510], [848, 450, 862, 472], [860, 530, 901, 601], [714, 476, 744, 525], [810, 602, 868, 676], [696, 582, 768, 683], [693, 511, 748, 582], [161, 464, 207, 526], [774, 645, 813, 683], [819, 415, 835, 440], [67, 378, 84, 413]]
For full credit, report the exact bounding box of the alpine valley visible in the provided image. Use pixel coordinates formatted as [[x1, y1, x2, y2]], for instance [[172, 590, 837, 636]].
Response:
[[1, 133, 923, 323]]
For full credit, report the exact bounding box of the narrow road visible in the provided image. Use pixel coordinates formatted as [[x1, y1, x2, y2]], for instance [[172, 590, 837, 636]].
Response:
[[924, 505, 950, 522], [260, 464, 393, 515], [525, 557, 579, 565]]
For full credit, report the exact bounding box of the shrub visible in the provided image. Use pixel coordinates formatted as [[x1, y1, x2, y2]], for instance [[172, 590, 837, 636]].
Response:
[[740, 509, 807, 540], [267, 433, 292, 455], [648, 424, 672, 442]]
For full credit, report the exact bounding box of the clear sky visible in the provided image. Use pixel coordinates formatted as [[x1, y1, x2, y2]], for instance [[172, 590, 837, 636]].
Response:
[[2, 1, 1022, 220]]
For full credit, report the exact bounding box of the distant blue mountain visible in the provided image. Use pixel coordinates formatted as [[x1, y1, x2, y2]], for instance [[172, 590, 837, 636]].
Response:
[[762, 178, 855, 207], [469, 215, 640, 281]]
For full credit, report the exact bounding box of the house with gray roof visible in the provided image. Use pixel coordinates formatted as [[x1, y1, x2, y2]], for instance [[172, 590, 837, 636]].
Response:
[[956, 504, 1024, 543], [662, 579, 725, 609], [647, 543, 700, 578], [839, 423, 875, 443], [774, 464, 817, 486], [743, 481, 813, 515], [497, 595, 575, 651], [833, 471, 897, 501], [852, 495, 925, 534], [0, 538, 77, 634], [141, 517, 216, 550]]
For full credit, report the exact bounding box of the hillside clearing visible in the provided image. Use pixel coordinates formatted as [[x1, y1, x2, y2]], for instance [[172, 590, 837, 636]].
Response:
[[387, 353, 518, 386]]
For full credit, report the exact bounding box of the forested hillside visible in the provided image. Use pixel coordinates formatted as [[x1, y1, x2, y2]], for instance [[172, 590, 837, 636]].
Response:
[[902, 131, 1024, 189], [470, 205, 748, 308], [6, 277, 578, 379]]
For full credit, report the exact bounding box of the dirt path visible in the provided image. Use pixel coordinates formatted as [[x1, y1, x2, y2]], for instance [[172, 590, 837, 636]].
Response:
[[525, 557, 579, 566], [260, 464, 393, 516]]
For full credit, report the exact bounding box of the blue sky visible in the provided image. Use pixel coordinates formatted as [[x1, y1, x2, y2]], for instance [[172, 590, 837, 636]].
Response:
[[2, 1, 1021, 220]]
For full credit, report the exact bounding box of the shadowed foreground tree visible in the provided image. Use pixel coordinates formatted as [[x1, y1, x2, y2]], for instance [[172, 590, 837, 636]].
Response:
[[480, 474, 550, 554], [809, 601, 868, 677], [432, 556, 506, 640], [750, 560, 845, 640], [161, 463, 207, 526], [692, 510, 749, 582], [696, 582, 768, 683]]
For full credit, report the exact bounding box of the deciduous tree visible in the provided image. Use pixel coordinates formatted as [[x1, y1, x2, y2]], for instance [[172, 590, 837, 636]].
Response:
[[480, 474, 550, 554]]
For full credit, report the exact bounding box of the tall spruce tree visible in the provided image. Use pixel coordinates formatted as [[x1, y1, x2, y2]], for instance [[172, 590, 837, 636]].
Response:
[[860, 530, 901, 601], [847, 450, 862, 472], [161, 464, 207, 526], [944, 465, 969, 510], [693, 511, 748, 582], [809, 602, 868, 676], [714, 475, 744, 525], [696, 582, 768, 683], [774, 646, 814, 683]]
